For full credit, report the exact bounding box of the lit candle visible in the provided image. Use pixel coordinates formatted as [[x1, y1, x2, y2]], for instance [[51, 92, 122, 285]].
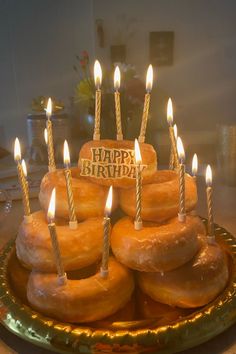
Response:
[[134, 139, 143, 230], [167, 98, 179, 170], [14, 138, 32, 223], [21, 159, 30, 206], [100, 186, 113, 278], [177, 137, 186, 222], [47, 188, 67, 284], [93, 60, 102, 141], [46, 98, 56, 172], [114, 66, 123, 140], [206, 165, 215, 243], [63, 140, 77, 229], [138, 65, 153, 143]]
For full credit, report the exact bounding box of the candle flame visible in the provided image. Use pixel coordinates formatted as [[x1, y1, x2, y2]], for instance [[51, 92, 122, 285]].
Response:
[[206, 165, 212, 187], [105, 186, 113, 216], [167, 98, 173, 126], [63, 140, 70, 166], [14, 137, 21, 161], [21, 159, 27, 177], [44, 128, 48, 145], [46, 97, 52, 116], [94, 60, 102, 88], [146, 64, 153, 92], [177, 137, 185, 162], [134, 139, 142, 164], [173, 124, 178, 140], [114, 66, 120, 90], [48, 188, 56, 221], [192, 153, 198, 176]]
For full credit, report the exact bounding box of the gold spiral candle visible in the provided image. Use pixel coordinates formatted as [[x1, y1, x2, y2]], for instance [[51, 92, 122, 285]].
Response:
[[100, 216, 111, 277], [114, 66, 123, 140], [93, 60, 102, 141], [206, 165, 215, 243], [100, 186, 113, 278], [169, 126, 179, 169], [139, 92, 150, 143], [17, 163, 31, 216], [139, 65, 153, 144], [46, 119, 56, 171], [177, 137, 186, 223], [64, 169, 77, 224], [47, 188, 67, 285], [114, 91, 123, 140], [93, 89, 101, 140], [63, 140, 77, 229], [134, 139, 143, 230]]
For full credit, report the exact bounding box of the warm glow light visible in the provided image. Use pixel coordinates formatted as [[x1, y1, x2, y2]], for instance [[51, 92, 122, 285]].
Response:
[[177, 137, 185, 163], [46, 97, 52, 117], [63, 140, 70, 166], [94, 60, 102, 88], [134, 139, 142, 164], [105, 186, 113, 216], [206, 165, 212, 187], [167, 98, 173, 126], [114, 66, 120, 91], [22, 159, 27, 177], [44, 128, 48, 145], [173, 124, 178, 140], [146, 64, 153, 92], [192, 153, 198, 176], [14, 137, 21, 161], [47, 188, 56, 222]]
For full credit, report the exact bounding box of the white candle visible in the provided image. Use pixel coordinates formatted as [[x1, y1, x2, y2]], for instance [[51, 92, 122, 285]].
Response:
[[177, 137, 186, 222], [138, 65, 153, 143], [100, 186, 113, 278], [93, 60, 102, 141], [190, 153, 198, 216]]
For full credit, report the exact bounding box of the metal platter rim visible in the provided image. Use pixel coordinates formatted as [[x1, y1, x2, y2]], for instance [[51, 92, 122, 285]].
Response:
[[0, 222, 236, 354]]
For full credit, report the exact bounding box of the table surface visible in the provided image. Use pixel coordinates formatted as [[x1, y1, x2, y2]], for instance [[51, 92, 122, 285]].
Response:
[[0, 175, 236, 354]]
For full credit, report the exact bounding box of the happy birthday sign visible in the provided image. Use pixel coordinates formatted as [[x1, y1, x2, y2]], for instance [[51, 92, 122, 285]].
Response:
[[80, 147, 146, 179]]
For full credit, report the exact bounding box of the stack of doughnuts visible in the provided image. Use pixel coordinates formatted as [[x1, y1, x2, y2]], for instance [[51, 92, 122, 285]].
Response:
[[13, 137, 229, 324]]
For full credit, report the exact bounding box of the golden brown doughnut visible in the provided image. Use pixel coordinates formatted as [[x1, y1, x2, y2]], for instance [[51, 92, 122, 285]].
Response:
[[136, 289, 193, 324], [27, 257, 135, 323], [78, 139, 157, 188], [16, 211, 104, 272], [138, 236, 229, 308], [39, 168, 118, 220], [111, 215, 205, 272], [119, 170, 197, 222]]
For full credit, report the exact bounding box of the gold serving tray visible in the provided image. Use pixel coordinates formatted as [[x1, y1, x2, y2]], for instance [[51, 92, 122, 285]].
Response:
[[1, 221, 236, 354]]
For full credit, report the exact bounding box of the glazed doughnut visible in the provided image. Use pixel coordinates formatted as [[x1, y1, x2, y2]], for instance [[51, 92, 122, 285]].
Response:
[[111, 215, 205, 272], [27, 257, 135, 323], [16, 211, 104, 272], [78, 139, 157, 188], [138, 236, 229, 308], [39, 167, 118, 220], [136, 289, 193, 324], [119, 170, 197, 222]]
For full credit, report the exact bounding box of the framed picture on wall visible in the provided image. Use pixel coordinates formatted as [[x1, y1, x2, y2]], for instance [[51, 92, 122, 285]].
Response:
[[149, 31, 174, 66]]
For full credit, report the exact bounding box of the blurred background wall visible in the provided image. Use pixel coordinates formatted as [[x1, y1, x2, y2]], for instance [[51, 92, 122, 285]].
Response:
[[0, 0, 236, 153]]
